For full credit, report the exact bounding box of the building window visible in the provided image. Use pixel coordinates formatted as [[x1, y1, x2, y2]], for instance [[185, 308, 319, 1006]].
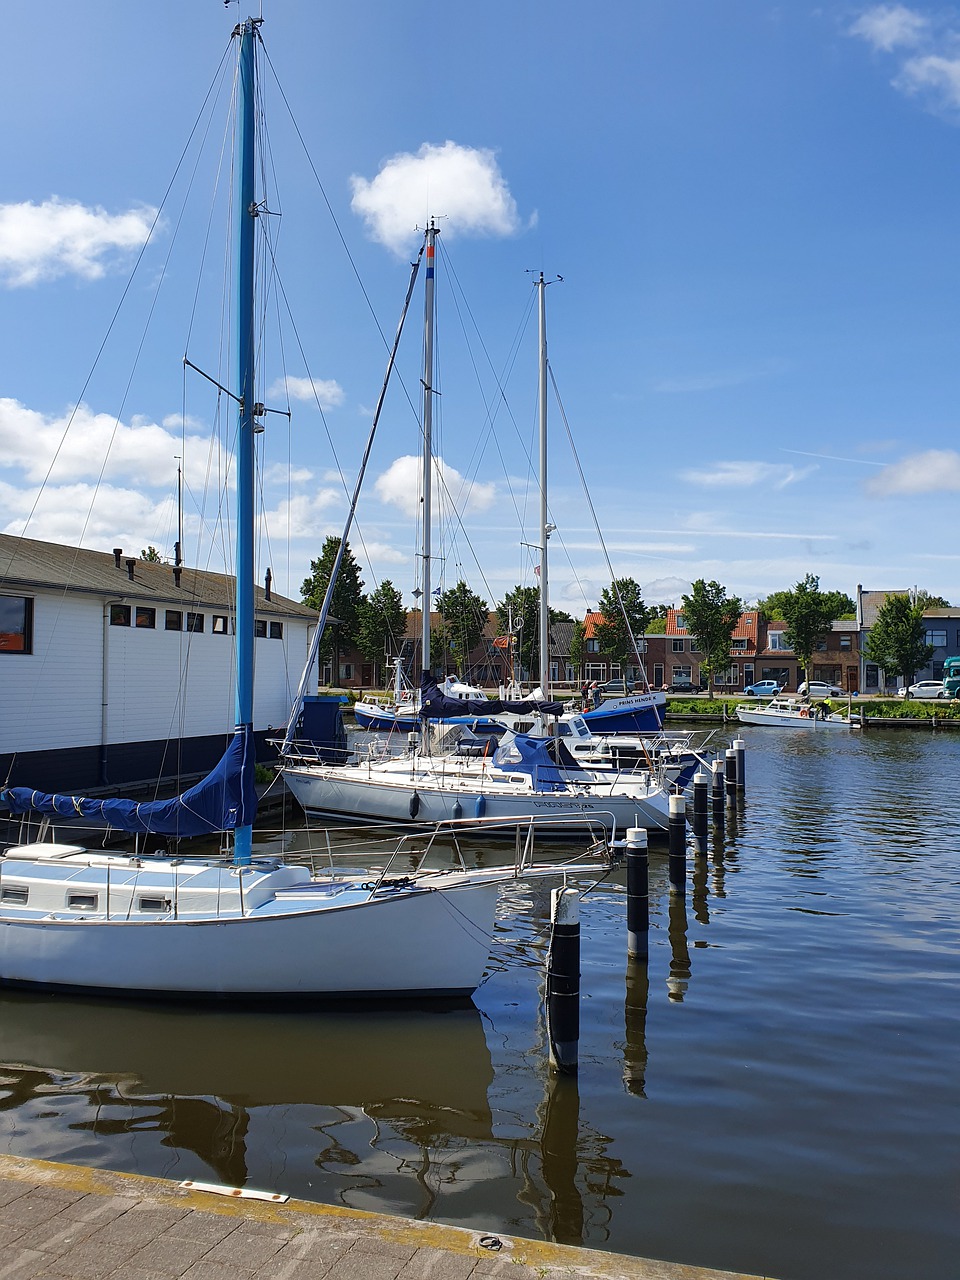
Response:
[[815, 639, 827, 652], [715, 665, 739, 685], [135, 607, 156, 629], [839, 635, 852, 651], [585, 662, 605, 682], [672, 665, 692, 680], [653, 663, 664, 686], [255, 619, 267, 638], [109, 604, 131, 627], [165, 610, 183, 631], [925, 630, 947, 648], [549, 661, 559, 682], [565, 663, 577, 682], [743, 663, 755, 684], [586, 638, 599, 653], [768, 631, 789, 651], [675, 614, 686, 631], [690, 639, 701, 653], [761, 666, 791, 685], [0, 596, 33, 654], [269, 621, 283, 639], [186, 612, 204, 633], [731, 638, 747, 651], [340, 663, 353, 681], [672, 638, 685, 652], [212, 614, 229, 634]]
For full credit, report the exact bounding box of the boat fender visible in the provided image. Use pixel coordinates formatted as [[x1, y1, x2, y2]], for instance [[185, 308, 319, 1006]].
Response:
[[409, 790, 421, 818], [452, 799, 463, 821], [475, 795, 486, 819]]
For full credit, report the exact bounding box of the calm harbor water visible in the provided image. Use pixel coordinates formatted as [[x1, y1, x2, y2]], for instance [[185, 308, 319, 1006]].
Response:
[[0, 727, 957, 1280]]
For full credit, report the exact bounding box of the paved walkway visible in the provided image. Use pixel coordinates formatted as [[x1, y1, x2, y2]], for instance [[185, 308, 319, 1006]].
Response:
[[0, 1154, 773, 1280]]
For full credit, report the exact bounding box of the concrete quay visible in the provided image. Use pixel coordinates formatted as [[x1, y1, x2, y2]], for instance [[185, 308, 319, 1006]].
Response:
[[0, 1154, 774, 1280]]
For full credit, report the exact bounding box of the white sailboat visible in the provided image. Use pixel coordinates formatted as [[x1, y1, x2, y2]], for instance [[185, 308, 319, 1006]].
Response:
[[0, 18, 603, 1000], [280, 257, 673, 834]]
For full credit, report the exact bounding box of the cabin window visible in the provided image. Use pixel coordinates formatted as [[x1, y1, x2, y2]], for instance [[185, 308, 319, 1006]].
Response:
[[136, 607, 156, 629], [672, 638, 685, 652], [255, 619, 267, 638], [0, 886, 28, 905], [165, 610, 183, 631], [212, 615, 229, 634], [186, 612, 204, 633], [138, 896, 172, 913], [110, 604, 131, 627], [0, 596, 33, 654], [269, 621, 283, 639], [67, 892, 98, 911]]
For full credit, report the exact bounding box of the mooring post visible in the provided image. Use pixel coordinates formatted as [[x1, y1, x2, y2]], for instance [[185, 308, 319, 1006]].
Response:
[[626, 826, 649, 961], [668, 792, 686, 897], [733, 737, 746, 792], [711, 757, 725, 831], [692, 768, 709, 856], [725, 748, 737, 807], [547, 886, 580, 1075]]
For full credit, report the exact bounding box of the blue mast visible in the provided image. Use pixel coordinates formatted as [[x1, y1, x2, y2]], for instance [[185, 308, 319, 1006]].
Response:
[[233, 17, 258, 867]]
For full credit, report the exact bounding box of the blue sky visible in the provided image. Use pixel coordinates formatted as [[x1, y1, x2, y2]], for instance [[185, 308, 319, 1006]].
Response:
[[3, 2, 960, 614]]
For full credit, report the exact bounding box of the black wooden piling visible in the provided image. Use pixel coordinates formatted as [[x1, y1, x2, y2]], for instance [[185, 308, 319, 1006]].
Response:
[[668, 793, 686, 896], [626, 827, 649, 961], [692, 768, 709, 856], [547, 887, 580, 1074], [734, 737, 746, 791], [725, 748, 737, 806], [712, 758, 725, 830]]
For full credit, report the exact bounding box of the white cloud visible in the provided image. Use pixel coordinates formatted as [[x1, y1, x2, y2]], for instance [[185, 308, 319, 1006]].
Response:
[[267, 375, 344, 409], [260, 490, 343, 540], [867, 449, 960, 495], [0, 478, 176, 549], [350, 142, 522, 256], [849, 5, 928, 52], [0, 198, 157, 287], [262, 463, 314, 486], [679, 461, 816, 489], [0, 398, 222, 489], [896, 54, 960, 107], [374, 454, 496, 518], [643, 576, 694, 606]]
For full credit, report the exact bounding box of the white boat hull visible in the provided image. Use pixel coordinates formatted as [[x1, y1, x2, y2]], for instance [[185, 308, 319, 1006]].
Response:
[[0, 881, 501, 999], [281, 763, 669, 833], [735, 705, 851, 728]]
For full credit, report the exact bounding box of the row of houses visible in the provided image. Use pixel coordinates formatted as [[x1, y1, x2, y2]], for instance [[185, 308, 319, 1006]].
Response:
[[329, 589, 960, 696]]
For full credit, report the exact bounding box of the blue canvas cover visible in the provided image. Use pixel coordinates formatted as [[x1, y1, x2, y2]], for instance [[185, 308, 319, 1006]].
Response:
[[419, 672, 564, 719], [491, 732, 588, 792], [0, 725, 257, 838]]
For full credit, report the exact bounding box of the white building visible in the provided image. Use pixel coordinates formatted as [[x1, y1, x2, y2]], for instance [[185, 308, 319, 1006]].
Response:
[[0, 535, 316, 793]]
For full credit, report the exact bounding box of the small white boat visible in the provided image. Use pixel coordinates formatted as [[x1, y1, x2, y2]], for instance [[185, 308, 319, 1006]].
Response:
[[735, 696, 853, 729]]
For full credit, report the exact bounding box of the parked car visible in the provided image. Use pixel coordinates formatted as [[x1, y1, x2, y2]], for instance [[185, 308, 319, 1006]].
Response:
[[598, 679, 635, 694], [896, 681, 947, 700], [797, 680, 844, 698], [665, 679, 705, 693], [743, 680, 781, 697]]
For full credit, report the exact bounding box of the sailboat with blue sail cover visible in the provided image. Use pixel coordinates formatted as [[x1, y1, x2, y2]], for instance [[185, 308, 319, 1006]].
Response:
[[0, 17, 603, 1000]]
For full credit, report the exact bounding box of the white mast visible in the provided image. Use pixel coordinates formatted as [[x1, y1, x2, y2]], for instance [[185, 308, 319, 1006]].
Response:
[[537, 273, 553, 695], [421, 224, 437, 675]]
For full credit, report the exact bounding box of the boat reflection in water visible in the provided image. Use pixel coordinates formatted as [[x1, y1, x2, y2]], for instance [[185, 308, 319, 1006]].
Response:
[[0, 988, 628, 1242]]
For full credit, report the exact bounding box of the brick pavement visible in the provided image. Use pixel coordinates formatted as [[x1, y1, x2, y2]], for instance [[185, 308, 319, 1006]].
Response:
[[0, 1154, 774, 1280]]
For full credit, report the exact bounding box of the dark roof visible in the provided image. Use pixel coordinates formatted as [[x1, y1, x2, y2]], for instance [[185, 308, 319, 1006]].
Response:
[[0, 534, 314, 619], [549, 618, 574, 658]]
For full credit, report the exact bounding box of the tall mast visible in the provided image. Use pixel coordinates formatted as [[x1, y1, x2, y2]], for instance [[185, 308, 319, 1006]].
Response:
[[233, 17, 258, 866], [420, 223, 437, 675], [537, 273, 550, 695]]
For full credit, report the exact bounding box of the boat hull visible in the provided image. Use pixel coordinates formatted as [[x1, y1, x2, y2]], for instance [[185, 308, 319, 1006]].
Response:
[[0, 883, 500, 999], [581, 692, 665, 734], [282, 765, 669, 834], [735, 708, 851, 728]]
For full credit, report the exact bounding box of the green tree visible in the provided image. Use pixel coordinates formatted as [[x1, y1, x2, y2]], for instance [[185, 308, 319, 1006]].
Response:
[[866, 594, 934, 690], [140, 545, 162, 562], [915, 590, 951, 609], [437, 580, 488, 677], [301, 537, 364, 684], [760, 586, 854, 622], [777, 574, 836, 686], [496, 586, 539, 678], [356, 580, 407, 687], [593, 579, 649, 675], [569, 619, 586, 681], [680, 579, 743, 698]]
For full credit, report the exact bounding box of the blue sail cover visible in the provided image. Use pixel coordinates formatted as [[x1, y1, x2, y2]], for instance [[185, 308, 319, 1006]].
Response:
[[0, 726, 258, 838], [419, 673, 564, 719], [491, 732, 587, 792]]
